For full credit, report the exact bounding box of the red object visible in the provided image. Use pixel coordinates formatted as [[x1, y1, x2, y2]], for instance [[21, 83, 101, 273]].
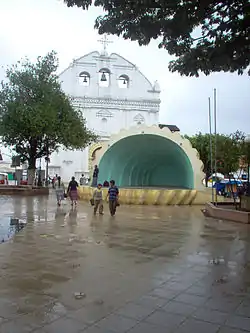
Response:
[[0, 180, 4, 184], [20, 180, 28, 185]]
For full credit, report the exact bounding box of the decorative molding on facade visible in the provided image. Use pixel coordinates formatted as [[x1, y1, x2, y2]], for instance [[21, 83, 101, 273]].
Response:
[[93, 56, 117, 63], [72, 97, 160, 112], [63, 160, 73, 165], [134, 114, 145, 123], [75, 62, 97, 67], [96, 110, 114, 118], [113, 64, 135, 70]]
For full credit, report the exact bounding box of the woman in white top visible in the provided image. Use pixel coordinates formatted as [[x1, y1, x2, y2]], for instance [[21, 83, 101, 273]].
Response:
[[55, 176, 65, 206]]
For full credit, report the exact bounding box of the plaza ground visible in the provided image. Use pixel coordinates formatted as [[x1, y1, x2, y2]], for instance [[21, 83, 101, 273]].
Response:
[[0, 195, 250, 332]]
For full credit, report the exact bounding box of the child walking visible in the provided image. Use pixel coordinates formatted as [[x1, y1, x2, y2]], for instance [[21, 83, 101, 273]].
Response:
[[93, 183, 104, 215]]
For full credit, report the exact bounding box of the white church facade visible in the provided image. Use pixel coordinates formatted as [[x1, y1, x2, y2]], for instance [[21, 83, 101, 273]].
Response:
[[45, 46, 161, 182]]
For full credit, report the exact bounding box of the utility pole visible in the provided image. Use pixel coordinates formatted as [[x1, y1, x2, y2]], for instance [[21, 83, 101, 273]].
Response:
[[208, 97, 214, 203], [214, 88, 218, 206]]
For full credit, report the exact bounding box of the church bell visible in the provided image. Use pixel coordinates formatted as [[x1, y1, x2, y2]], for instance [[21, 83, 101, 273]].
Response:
[[100, 72, 107, 82], [123, 79, 126, 84], [83, 76, 87, 83]]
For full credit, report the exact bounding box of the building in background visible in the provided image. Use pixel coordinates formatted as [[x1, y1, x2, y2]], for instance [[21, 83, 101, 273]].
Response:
[[43, 40, 161, 182]]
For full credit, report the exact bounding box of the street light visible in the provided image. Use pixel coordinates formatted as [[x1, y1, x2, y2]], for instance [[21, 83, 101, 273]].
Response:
[[245, 134, 250, 196]]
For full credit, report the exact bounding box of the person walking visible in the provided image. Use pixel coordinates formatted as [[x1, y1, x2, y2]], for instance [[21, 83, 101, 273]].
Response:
[[55, 176, 65, 206], [107, 180, 119, 216], [52, 174, 58, 189], [92, 165, 99, 187], [93, 183, 104, 215], [67, 176, 79, 207], [79, 174, 86, 186]]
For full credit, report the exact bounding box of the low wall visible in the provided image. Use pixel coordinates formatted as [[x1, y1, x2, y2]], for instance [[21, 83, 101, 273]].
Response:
[[205, 202, 250, 224], [240, 195, 250, 211], [77, 186, 224, 205], [0, 185, 49, 196]]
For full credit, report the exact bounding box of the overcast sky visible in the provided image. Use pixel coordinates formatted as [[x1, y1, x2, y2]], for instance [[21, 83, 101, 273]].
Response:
[[0, 0, 249, 141]]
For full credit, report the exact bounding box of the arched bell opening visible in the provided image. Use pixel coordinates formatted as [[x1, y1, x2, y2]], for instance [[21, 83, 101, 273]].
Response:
[[99, 68, 111, 87]]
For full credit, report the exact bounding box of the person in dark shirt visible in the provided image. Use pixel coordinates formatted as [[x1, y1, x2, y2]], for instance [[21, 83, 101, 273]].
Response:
[[92, 165, 99, 187], [103, 180, 109, 187], [107, 180, 119, 216], [67, 176, 79, 207]]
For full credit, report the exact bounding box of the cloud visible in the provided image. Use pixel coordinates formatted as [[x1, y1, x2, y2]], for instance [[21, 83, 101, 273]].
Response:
[[0, 0, 249, 136]]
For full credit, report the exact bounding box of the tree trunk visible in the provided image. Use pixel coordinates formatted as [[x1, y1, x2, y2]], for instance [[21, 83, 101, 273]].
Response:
[[27, 169, 36, 186], [28, 156, 36, 186]]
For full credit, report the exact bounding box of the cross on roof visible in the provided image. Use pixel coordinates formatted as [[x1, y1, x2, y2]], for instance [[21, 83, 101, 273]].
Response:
[[98, 34, 113, 55]]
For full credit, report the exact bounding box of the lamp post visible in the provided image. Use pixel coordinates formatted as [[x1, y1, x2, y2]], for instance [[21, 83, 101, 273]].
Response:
[[245, 134, 250, 196]]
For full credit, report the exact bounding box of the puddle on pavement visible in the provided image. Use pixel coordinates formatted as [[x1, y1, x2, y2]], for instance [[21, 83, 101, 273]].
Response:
[[0, 216, 26, 243]]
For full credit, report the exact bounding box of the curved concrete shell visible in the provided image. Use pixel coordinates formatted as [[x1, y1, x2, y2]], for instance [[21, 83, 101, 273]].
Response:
[[94, 125, 205, 190]]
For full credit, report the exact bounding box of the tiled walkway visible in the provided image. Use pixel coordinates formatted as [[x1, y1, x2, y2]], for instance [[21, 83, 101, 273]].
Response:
[[0, 195, 250, 332]]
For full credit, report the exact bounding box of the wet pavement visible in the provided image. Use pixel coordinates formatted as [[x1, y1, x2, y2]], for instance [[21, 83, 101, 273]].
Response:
[[0, 195, 250, 333]]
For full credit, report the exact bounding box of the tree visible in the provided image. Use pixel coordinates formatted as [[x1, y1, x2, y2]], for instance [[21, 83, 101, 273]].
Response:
[[185, 131, 245, 186], [238, 131, 250, 171], [63, 0, 250, 77], [185, 133, 212, 186], [216, 131, 245, 175], [0, 51, 96, 184]]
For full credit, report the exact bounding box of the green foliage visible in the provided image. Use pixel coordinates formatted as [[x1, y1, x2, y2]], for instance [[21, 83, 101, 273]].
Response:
[[63, 0, 250, 77], [0, 51, 96, 169], [185, 131, 246, 180]]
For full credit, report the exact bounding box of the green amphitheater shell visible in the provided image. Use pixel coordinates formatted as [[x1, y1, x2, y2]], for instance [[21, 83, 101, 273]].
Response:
[[98, 134, 194, 189]]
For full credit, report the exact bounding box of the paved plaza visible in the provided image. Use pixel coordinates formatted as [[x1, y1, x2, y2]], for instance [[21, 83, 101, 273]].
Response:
[[0, 195, 250, 332]]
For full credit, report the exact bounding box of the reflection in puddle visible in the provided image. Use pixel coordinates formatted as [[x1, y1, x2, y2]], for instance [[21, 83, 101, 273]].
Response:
[[0, 217, 26, 243]]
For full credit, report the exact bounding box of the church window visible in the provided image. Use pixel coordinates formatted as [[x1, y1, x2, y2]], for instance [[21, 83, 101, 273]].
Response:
[[79, 71, 90, 86], [118, 74, 129, 88], [99, 68, 110, 87], [101, 117, 108, 132]]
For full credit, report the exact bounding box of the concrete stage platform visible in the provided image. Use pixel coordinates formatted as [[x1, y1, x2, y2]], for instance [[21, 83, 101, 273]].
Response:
[[78, 186, 218, 205]]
